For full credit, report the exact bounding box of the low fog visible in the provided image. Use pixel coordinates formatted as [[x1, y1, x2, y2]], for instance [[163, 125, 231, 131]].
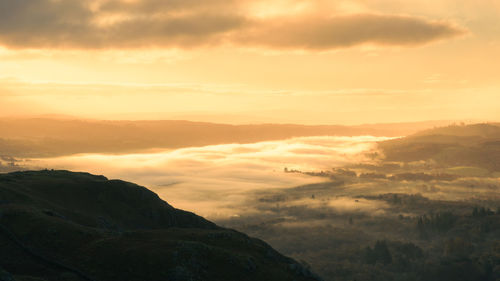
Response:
[[26, 135, 389, 218], [3, 123, 500, 281]]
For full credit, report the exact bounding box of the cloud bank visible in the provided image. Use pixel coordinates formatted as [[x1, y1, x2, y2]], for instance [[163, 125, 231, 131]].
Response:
[[29, 135, 389, 218], [0, 0, 465, 50]]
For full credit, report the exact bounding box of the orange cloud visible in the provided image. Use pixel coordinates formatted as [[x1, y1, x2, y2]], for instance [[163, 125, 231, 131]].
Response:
[[0, 0, 466, 50], [239, 14, 466, 50]]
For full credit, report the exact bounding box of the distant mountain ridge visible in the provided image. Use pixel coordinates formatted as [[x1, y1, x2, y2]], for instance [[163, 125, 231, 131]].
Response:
[[0, 118, 457, 158], [0, 170, 321, 281], [379, 123, 500, 171]]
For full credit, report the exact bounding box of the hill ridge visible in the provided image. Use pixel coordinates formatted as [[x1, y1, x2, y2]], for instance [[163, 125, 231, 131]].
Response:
[[0, 170, 321, 281]]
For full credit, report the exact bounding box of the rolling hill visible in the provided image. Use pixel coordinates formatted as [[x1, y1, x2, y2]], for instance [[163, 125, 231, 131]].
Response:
[[0, 118, 454, 158], [0, 170, 321, 281], [379, 123, 500, 172]]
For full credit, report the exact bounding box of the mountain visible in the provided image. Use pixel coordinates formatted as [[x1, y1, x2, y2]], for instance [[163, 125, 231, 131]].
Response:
[[379, 123, 500, 172], [0, 170, 321, 281], [0, 118, 455, 158]]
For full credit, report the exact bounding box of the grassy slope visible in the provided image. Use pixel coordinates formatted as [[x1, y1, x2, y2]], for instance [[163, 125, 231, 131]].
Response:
[[0, 170, 320, 281], [379, 123, 500, 171]]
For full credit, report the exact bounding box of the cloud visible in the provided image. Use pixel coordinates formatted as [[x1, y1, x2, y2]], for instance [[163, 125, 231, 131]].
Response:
[[242, 14, 466, 50], [27, 136, 389, 218], [0, 0, 466, 50], [0, 0, 246, 49]]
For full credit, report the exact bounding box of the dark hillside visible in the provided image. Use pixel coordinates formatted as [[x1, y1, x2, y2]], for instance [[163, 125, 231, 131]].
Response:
[[379, 124, 500, 171], [0, 170, 320, 281], [0, 170, 215, 230]]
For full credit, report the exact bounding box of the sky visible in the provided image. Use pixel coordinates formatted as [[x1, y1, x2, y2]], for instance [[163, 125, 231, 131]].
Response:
[[0, 0, 499, 124]]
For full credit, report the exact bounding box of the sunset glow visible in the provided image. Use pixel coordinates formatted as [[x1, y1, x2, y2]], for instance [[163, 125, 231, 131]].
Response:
[[28, 136, 389, 217], [2, 3, 500, 280], [1, 0, 498, 124]]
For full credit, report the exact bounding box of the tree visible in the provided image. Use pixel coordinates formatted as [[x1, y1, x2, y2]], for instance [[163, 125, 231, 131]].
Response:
[[374, 240, 392, 265], [364, 241, 392, 265]]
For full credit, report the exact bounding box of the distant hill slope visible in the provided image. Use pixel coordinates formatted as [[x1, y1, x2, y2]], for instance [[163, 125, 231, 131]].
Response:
[[0, 118, 454, 157], [379, 123, 500, 171], [0, 170, 320, 281]]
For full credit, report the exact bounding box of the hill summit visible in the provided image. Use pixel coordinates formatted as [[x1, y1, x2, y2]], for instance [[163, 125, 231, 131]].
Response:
[[0, 170, 320, 281]]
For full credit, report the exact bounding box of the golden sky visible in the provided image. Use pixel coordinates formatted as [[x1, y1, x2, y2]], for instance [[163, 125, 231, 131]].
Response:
[[0, 0, 499, 124]]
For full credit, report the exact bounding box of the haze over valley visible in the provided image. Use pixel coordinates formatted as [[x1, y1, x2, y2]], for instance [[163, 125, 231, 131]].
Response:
[[3, 120, 500, 281], [1, 0, 500, 280]]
